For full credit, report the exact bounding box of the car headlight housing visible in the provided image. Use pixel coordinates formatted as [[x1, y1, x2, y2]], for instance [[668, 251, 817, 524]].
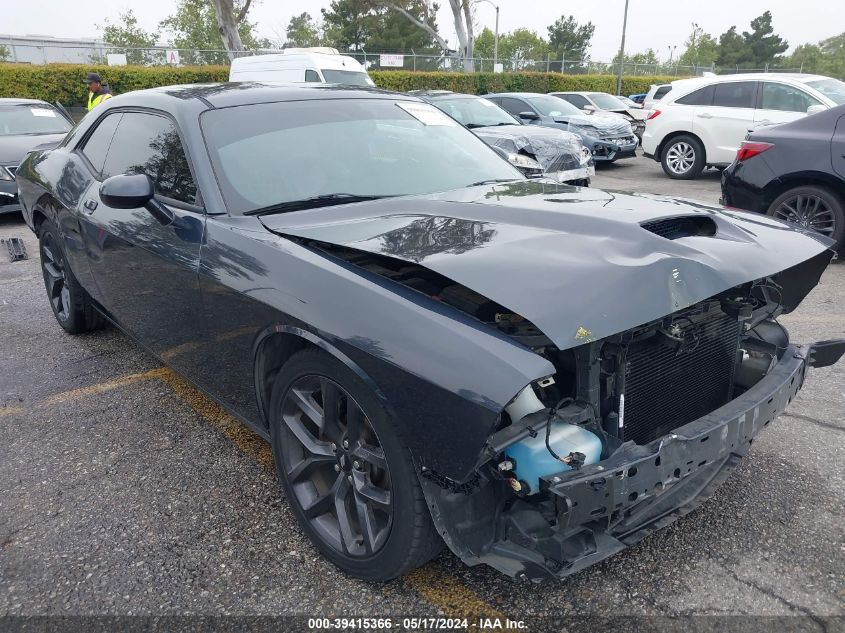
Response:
[[507, 152, 542, 170], [0, 166, 14, 181]]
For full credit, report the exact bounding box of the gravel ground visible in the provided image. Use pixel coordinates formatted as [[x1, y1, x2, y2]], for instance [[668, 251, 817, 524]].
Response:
[[1, 156, 843, 631]]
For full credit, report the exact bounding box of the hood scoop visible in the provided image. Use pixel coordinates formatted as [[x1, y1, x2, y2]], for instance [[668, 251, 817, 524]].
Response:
[[641, 216, 717, 240]]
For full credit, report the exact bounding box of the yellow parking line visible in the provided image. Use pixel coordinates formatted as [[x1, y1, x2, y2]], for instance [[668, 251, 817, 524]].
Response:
[[155, 368, 274, 470], [42, 367, 172, 406], [404, 566, 508, 620]]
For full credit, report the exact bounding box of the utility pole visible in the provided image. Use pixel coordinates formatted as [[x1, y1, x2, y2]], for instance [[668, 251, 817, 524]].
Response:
[[473, 0, 499, 69], [615, 0, 630, 96]]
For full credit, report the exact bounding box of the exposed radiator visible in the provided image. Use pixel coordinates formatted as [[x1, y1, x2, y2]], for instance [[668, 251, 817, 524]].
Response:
[[620, 304, 741, 445]]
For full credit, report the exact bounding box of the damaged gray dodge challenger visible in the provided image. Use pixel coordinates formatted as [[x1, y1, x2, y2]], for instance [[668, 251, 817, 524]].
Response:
[[16, 84, 845, 582]]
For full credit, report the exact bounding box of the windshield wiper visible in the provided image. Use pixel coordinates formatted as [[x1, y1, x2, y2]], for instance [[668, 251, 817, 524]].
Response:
[[466, 122, 512, 129], [466, 178, 518, 187], [244, 193, 391, 216]]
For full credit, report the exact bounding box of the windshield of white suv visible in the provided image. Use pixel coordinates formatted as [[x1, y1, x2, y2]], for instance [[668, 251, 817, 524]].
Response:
[[320, 69, 374, 86], [432, 97, 519, 128], [588, 93, 628, 110], [0, 104, 71, 136], [525, 95, 582, 117], [202, 99, 523, 215], [805, 78, 845, 105]]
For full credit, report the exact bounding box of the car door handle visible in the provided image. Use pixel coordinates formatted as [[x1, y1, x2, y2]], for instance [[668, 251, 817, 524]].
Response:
[[696, 112, 712, 119], [83, 199, 98, 213]]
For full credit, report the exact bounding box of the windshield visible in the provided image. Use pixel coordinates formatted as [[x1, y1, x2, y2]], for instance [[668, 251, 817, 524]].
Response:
[[432, 96, 518, 127], [201, 99, 523, 215], [525, 95, 582, 117], [588, 93, 628, 110], [320, 69, 374, 86], [805, 78, 845, 105], [0, 104, 71, 136]]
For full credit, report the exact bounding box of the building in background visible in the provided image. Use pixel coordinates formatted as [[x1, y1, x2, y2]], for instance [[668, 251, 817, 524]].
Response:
[[1, 35, 107, 65]]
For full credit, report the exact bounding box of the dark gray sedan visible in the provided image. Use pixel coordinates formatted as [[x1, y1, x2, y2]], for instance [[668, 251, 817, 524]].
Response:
[[0, 98, 72, 214]]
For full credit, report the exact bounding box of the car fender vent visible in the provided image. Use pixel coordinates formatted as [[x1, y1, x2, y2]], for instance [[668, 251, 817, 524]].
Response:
[[641, 216, 717, 240]]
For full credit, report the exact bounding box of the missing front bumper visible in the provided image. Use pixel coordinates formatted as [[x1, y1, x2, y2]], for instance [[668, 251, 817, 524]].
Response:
[[422, 343, 828, 582]]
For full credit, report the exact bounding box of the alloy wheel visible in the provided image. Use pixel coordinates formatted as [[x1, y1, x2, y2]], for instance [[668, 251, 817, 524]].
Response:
[[772, 193, 837, 238], [40, 232, 71, 322], [666, 142, 695, 175], [280, 375, 392, 557]]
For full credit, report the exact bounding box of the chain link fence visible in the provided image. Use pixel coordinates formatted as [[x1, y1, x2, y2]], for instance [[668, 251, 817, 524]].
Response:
[[0, 42, 807, 77]]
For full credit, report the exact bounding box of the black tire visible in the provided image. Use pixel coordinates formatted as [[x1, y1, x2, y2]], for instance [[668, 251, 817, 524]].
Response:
[[38, 218, 104, 334], [269, 348, 442, 581], [766, 185, 845, 252], [660, 134, 705, 180]]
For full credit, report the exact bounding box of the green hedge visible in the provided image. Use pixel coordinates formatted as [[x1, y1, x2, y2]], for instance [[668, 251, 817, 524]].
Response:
[[0, 63, 679, 107]]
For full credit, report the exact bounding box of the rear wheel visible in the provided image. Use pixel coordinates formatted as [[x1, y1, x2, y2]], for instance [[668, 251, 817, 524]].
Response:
[[661, 135, 705, 180], [269, 348, 442, 580], [38, 219, 104, 334], [767, 185, 844, 251]]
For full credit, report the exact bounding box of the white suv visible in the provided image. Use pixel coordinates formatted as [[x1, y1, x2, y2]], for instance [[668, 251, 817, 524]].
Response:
[[641, 73, 842, 179]]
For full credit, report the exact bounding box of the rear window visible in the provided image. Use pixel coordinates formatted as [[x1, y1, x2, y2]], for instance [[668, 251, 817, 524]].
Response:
[[320, 69, 374, 86], [653, 86, 671, 100], [712, 81, 756, 108], [0, 104, 72, 137], [675, 85, 715, 106]]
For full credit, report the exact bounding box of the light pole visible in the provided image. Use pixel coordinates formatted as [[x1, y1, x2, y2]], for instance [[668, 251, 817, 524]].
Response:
[[615, 0, 630, 96], [473, 0, 499, 68]]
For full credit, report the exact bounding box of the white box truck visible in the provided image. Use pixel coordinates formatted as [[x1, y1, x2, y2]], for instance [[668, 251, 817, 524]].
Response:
[[229, 48, 375, 86]]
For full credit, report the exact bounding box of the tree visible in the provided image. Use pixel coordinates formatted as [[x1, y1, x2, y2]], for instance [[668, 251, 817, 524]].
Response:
[[497, 29, 548, 71], [716, 26, 748, 67], [547, 15, 594, 70], [100, 9, 160, 65], [322, 0, 380, 51], [678, 24, 718, 68], [0, 45, 9, 62], [742, 11, 788, 67], [209, 0, 252, 59], [286, 12, 324, 48], [787, 32, 845, 77], [160, 0, 268, 64], [379, 0, 475, 70]]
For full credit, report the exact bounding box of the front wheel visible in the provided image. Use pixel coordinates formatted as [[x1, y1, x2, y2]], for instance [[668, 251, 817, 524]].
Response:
[[660, 135, 705, 180], [767, 185, 844, 251], [39, 218, 104, 334], [269, 348, 442, 580]]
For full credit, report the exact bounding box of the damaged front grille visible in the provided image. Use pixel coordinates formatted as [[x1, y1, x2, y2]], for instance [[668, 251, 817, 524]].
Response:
[[619, 303, 741, 444]]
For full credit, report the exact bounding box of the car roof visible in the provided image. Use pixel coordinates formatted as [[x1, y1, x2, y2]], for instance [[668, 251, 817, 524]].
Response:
[[0, 98, 51, 106], [102, 82, 415, 110], [485, 93, 544, 98]]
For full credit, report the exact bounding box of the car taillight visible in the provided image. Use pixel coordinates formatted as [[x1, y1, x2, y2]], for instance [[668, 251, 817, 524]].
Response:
[[646, 109, 661, 120], [736, 141, 774, 162]]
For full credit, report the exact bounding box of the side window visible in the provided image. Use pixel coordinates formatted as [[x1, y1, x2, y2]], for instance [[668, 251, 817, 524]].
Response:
[[500, 98, 528, 116], [80, 113, 122, 175], [760, 82, 821, 112], [713, 81, 757, 108], [102, 112, 197, 204], [565, 94, 590, 108], [654, 86, 671, 100], [305, 69, 321, 82], [675, 85, 715, 106]]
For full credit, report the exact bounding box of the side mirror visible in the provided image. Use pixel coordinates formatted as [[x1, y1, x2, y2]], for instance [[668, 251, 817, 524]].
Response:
[[583, 105, 596, 113], [518, 111, 539, 121], [99, 173, 174, 225], [806, 104, 826, 116]]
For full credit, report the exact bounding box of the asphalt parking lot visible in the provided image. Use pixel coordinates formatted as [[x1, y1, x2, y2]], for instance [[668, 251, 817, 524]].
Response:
[[1, 156, 843, 629]]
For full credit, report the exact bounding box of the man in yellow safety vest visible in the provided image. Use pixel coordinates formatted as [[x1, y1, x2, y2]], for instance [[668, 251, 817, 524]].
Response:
[[85, 73, 113, 111]]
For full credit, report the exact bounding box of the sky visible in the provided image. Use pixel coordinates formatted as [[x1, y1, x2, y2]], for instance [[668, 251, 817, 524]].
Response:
[[3, 0, 842, 61]]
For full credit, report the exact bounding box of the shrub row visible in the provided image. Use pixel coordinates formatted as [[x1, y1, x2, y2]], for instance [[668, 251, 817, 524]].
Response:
[[0, 63, 679, 107]]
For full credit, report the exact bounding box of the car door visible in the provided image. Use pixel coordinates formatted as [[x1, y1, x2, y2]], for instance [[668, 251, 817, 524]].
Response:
[[755, 81, 824, 127], [692, 80, 758, 164], [77, 110, 206, 369], [498, 98, 541, 125]]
